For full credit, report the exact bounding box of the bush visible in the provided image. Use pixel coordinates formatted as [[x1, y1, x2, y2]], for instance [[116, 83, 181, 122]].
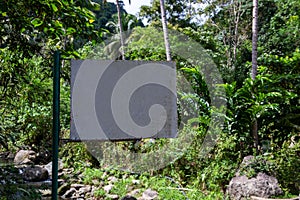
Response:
[[270, 140, 300, 194]]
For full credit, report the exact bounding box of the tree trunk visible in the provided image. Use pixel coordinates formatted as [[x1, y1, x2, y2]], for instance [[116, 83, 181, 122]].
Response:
[[251, 0, 258, 79], [116, 0, 125, 60], [252, 0, 259, 153], [160, 0, 172, 61]]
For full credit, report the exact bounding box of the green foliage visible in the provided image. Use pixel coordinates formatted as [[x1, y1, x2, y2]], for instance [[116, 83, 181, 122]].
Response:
[[194, 132, 239, 192], [0, 48, 72, 151], [60, 143, 99, 171], [82, 168, 104, 185], [91, 1, 121, 32], [269, 141, 300, 194], [239, 156, 276, 178], [93, 188, 106, 198], [260, 0, 300, 56], [219, 55, 299, 154], [0, 0, 102, 56], [139, 0, 196, 28], [0, 49, 53, 150], [106, 13, 144, 34]]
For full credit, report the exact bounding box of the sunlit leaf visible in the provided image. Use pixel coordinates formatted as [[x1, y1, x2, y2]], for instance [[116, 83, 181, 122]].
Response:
[[31, 18, 43, 27], [51, 3, 58, 12]]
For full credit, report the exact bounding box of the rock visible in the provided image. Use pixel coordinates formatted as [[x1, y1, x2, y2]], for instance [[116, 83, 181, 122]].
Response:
[[0, 152, 9, 159], [142, 189, 158, 200], [78, 185, 91, 194], [58, 178, 65, 185], [44, 160, 63, 178], [127, 189, 141, 196], [71, 183, 85, 189], [132, 179, 140, 185], [107, 194, 119, 199], [58, 182, 70, 195], [104, 184, 114, 193], [101, 172, 108, 179], [7, 152, 15, 159], [121, 195, 138, 200], [92, 179, 100, 185], [108, 176, 118, 183], [71, 192, 81, 199], [235, 155, 255, 176], [62, 188, 77, 198], [91, 185, 97, 194], [22, 166, 48, 181], [227, 172, 282, 200], [14, 150, 36, 165], [39, 189, 51, 196]]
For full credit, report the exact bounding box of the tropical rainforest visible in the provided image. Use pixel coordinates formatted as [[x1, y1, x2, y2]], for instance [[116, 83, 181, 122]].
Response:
[[0, 0, 299, 199]]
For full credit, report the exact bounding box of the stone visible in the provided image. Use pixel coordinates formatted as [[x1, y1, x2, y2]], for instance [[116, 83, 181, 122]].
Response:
[[44, 160, 63, 178], [22, 166, 48, 181], [92, 179, 100, 185], [108, 176, 118, 183], [58, 178, 65, 184], [132, 179, 140, 185], [14, 150, 36, 165], [235, 155, 255, 177], [142, 189, 158, 200], [227, 172, 282, 200], [39, 189, 51, 196], [121, 195, 138, 200], [78, 185, 91, 194], [241, 155, 255, 166], [101, 172, 108, 179], [58, 182, 70, 195], [71, 183, 85, 189], [91, 185, 97, 194], [0, 152, 9, 159], [62, 188, 77, 198], [7, 152, 15, 159], [104, 184, 114, 193], [107, 194, 119, 199], [127, 189, 141, 196], [71, 191, 81, 199]]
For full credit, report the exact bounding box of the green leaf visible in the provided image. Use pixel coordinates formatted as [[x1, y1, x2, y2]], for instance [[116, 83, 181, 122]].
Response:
[[31, 18, 43, 27], [66, 27, 76, 35], [51, 3, 58, 12]]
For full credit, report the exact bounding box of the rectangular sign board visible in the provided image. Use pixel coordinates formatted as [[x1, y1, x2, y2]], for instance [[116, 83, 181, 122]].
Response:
[[70, 60, 177, 141]]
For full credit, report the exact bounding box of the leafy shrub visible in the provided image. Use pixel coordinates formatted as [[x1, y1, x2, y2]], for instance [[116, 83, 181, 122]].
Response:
[[270, 140, 300, 194], [239, 156, 276, 178], [60, 143, 99, 171], [0, 49, 53, 150]]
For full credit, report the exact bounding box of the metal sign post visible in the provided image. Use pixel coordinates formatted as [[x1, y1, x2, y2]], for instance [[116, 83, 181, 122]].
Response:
[[52, 51, 60, 200]]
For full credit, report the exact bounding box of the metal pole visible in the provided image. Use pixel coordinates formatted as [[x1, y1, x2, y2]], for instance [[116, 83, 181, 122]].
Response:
[[52, 51, 60, 200]]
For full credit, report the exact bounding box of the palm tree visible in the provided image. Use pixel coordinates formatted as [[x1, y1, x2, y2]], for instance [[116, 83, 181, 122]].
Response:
[[251, 0, 258, 80], [103, 0, 130, 60], [106, 13, 142, 33], [160, 0, 171, 61], [105, 13, 142, 59], [251, 0, 259, 153], [116, 0, 126, 60]]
